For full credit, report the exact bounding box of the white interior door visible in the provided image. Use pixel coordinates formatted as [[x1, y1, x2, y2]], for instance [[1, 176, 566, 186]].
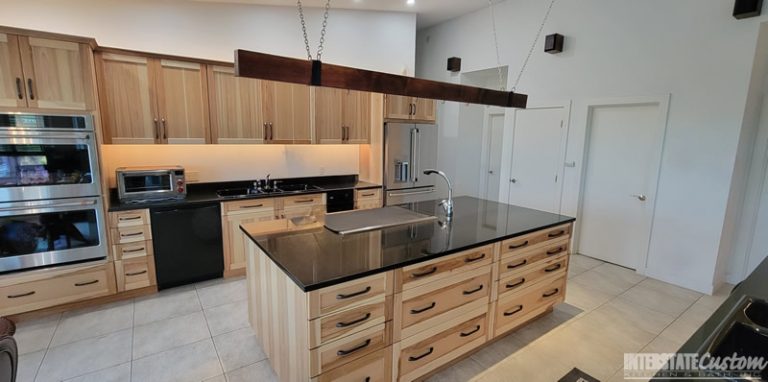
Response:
[[507, 107, 566, 213], [577, 97, 668, 270], [480, 110, 505, 201]]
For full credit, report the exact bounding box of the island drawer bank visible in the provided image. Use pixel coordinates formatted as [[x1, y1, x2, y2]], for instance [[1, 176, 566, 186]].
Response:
[[242, 196, 575, 381]]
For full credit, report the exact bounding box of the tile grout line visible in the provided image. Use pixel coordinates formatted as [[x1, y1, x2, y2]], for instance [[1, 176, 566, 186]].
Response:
[[32, 313, 62, 382], [130, 297, 136, 382], [197, 288, 227, 379]]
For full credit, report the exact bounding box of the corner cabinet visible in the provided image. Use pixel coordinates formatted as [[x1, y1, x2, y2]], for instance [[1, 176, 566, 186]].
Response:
[[384, 95, 436, 123], [315, 87, 371, 144], [0, 33, 95, 110], [96, 52, 210, 144]]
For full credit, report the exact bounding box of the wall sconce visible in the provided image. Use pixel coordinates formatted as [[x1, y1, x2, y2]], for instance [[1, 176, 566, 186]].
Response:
[[544, 33, 564, 54]]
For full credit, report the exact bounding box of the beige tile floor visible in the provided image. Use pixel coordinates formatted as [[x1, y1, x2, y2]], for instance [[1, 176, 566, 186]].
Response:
[[13, 255, 730, 382]]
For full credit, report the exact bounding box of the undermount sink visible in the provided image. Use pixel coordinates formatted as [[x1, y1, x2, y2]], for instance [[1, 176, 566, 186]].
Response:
[[745, 298, 768, 328]]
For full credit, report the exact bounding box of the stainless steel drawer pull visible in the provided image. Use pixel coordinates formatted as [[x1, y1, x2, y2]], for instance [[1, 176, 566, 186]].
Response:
[[459, 325, 481, 337], [410, 302, 436, 314], [503, 305, 524, 317], [74, 280, 99, 287], [293, 199, 315, 204], [508, 240, 529, 249], [123, 247, 146, 253], [336, 339, 371, 356], [410, 266, 437, 278], [126, 270, 148, 277], [408, 347, 434, 362], [119, 216, 142, 221], [548, 230, 566, 238], [544, 264, 563, 273], [121, 232, 144, 237], [27, 78, 34, 100], [336, 286, 371, 300], [7, 291, 35, 299], [238, 204, 264, 209], [507, 259, 527, 269], [15, 78, 23, 99], [505, 278, 526, 289], [360, 192, 376, 197], [464, 253, 486, 263], [462, 285, 484, 295], [336, 313, 371, 328], [546, 247, 565, 255], [542, 288, 560, 298]]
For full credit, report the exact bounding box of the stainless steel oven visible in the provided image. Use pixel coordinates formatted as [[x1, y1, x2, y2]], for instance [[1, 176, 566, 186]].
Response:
[[0, 196, 107, 273], [0, 112, 100, 202]]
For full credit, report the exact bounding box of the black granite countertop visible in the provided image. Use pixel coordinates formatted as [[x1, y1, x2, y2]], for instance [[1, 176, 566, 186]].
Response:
[[108, 175, 381, 212], [241, 196, 575, 292]]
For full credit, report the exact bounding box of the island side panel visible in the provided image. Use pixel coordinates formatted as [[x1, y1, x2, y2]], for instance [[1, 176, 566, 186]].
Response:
[[247, 240, 311, 382]]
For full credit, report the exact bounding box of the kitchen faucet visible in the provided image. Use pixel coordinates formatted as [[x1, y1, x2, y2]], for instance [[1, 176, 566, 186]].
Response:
[[423, 169, 453, 220]]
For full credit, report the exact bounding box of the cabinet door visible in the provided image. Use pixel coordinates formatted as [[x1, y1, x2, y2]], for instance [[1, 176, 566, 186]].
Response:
[[263, 81, 310, 144], [96, 53, 158, 144], [315, 87, 343, 144], [18, 36, 92, 110], [343, 90, 371, 144], [155, 59, 210, 144], [223, 210, 276, 274], [384, 94, 412, 120], [208, 65, 265, 144], [0, 33, 26, 108], [413, 97, 436, 123]]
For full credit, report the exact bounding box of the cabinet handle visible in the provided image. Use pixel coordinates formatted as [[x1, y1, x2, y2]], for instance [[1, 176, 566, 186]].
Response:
[[161, 118, 167, 140], [506, 259, 527, 269], [126, 270, 148, 277], [408, 347, 434, 362], [546, 247, 565, 255], [293, 199, 315, 204], [360, 192, 376, 197], [336, 339, 371, 356], [74, 280, 99, 287], [410, 266, 437, 278], [269, 123, 274, 141], [7, 291, 35, 299], [364, 378, 370, 382], [508, 240, 529, 250], [119, 216, 142, 221], [505, 278, 526, 289], [122, 247, 146, 254], [410, 302, 436, 315], [238, 204, 264, 209], [27, 78, 34, 100], [544, 263, 563, 273], [263, 123, 268, 141], [459, 325, 481, 337], [542, 288, 560, 298], [15, 78, 23, 99], [503, 305, 524, 316], [336, 312, 371, 328], [464, 253, 486, 263], [154, 118, 159, 139], [120, 232, 144, 237], [336, 286, 371, 300], [462, 285, 484, 295], [548, 230, 566, 238], [413, 103, 417, 116]]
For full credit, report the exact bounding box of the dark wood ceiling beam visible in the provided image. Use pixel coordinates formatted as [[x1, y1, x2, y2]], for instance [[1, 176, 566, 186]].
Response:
[[235, 49, 527, 108]]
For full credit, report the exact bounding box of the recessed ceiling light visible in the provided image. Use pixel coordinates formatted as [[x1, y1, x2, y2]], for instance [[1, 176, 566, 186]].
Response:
[[406, 0, 415, 5]]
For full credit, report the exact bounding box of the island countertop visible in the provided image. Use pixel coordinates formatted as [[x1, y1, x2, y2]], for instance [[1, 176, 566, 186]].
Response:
[[241, 196, 575, 292]]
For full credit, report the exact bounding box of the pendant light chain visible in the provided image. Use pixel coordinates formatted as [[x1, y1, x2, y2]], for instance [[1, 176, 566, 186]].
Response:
[[511, 0, 557, 92], [297, 0, 332, 61], [488, 0, 505, 91]]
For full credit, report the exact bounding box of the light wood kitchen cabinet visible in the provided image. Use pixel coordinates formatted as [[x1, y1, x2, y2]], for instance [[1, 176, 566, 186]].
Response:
[[384, 94, 436, 123], [97, 52, 210, 144], [342, 89, 371, 143], [315, 87, 371, 144], [262, 80, 311, 144], [221, 199, 278, 277], [0, 33, 94, 110], [355, 188, 382, 210], [108, 209, 158, 292], [208, 65, 266, 144]]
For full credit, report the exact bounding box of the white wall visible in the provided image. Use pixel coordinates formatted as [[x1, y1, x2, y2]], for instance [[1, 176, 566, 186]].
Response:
[[417, 0, 767, 293], [0, 0, 416, 74]]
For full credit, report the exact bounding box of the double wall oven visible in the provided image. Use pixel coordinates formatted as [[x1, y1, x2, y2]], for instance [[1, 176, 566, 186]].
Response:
[[0, 113, 107, 274]]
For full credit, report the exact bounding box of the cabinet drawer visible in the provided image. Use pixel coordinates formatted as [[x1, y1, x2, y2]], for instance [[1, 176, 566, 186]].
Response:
[[499, 238, 569, 280], [113, 240, 153, 260], [0, 263, 115, 316], [310, 297, 389, 348], [222, 198, 276, 215], [310, 323, 390, 377], [314, 346, 392, 382], [497, 255, 568, 298], [398, 313, 487, 377], [115, 256, 156, 292], [500, 223, 572, 256], [309, 272, 391, 319], [109, 209, 150, 228], [355, 188, 382, 201], [398, 244, 493, 291], [283, 194, 325, 208], [494, 276, 566, 337], [355, 199, 382, 210], [110, 224, 152, 244], [400, 269, 491, 330]]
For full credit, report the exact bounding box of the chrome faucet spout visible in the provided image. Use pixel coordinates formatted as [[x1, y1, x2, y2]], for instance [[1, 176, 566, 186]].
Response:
[[423, 169, 453, 219]]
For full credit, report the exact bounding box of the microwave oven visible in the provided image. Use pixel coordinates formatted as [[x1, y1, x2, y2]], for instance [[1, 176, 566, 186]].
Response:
[[116, 166, 186, 203]]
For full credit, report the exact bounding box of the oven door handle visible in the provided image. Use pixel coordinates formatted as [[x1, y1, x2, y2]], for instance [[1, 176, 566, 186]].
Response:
[[0, 133, 91, 140], [0, 199, 97, 212]]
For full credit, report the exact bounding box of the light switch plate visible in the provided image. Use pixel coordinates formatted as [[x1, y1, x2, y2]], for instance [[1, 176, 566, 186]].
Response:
[[186, 170, 200, 183]]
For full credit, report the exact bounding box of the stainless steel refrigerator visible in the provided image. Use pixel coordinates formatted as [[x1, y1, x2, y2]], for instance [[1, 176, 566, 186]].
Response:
[[384, 122, 439, 205]]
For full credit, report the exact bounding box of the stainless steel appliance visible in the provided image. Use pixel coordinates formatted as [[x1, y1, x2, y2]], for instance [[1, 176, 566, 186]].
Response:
[[384, 122, 438, 205], [116, 166, 186, 203]]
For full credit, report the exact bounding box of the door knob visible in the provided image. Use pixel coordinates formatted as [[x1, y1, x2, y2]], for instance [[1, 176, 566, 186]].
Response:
[[631, 194, 647, 201], [489, 170, 494, 174], [510, 178, 517, 183]]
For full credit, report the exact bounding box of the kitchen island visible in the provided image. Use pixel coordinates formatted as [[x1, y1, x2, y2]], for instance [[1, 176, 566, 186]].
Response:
[[242, 196, 575, 382]]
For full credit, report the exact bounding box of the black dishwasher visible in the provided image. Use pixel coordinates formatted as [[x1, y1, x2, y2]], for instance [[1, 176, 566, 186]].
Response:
[[150, 202, 224, 289]]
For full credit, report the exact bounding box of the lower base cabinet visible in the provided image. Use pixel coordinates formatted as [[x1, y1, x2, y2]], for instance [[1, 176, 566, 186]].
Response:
[[115, 256, 157, 292]]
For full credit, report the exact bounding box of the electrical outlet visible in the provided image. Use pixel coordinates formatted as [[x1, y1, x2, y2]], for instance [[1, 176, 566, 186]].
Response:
[[319, 167, 326, 175], [186, 170, 200, 183]]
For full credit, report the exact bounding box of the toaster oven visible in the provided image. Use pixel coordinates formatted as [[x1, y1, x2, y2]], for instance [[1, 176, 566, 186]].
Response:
[[116, 166, 186, 203]]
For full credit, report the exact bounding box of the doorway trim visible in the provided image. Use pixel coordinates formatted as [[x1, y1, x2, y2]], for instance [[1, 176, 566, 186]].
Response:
[[480, 106, 506, 202], [574, 94, 671, 275]]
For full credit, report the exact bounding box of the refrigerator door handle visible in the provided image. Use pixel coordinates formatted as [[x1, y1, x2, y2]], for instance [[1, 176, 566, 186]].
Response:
[[410, 128, 418, 183], [414, 128, 421, 183]]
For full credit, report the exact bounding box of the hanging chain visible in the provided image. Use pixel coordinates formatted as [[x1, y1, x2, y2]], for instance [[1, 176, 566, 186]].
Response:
[[511, 0, 557, 92], [297, 0, 332, 61], [488, 0, 505, 91]]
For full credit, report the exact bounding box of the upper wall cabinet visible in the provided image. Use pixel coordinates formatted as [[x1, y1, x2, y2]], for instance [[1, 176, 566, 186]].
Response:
[[261, 80, 311, 144], [208, 65, 266, 144], [384, 94, 436, 123], [314, 87, 371, 144], [96, 52, 210, 144], [0, 33, 94, 110]]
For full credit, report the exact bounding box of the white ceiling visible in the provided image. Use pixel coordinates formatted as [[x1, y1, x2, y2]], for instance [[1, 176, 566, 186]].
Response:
[[187, 0, 490, 28]]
